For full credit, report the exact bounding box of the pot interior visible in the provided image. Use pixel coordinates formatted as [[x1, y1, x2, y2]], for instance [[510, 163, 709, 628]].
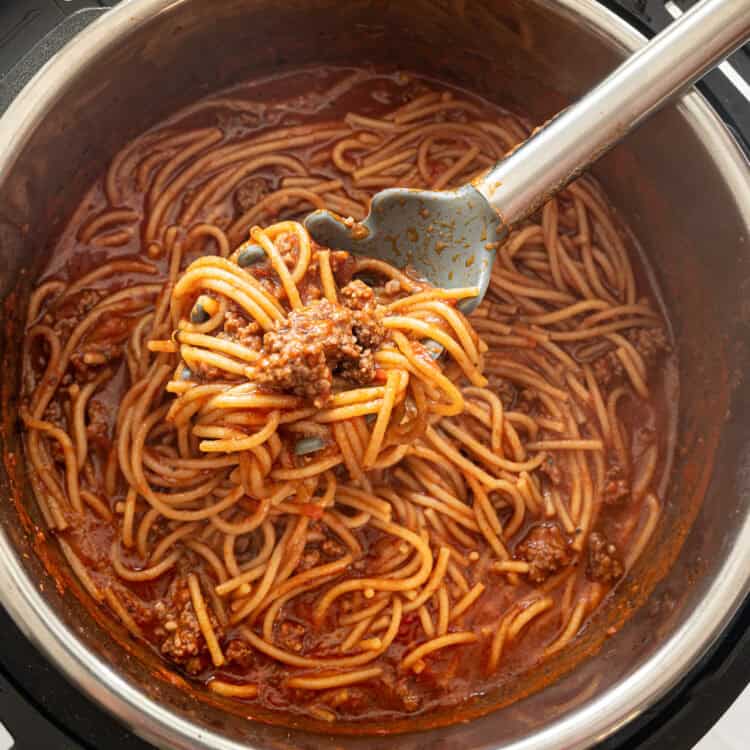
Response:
[[0, 1, 749, 749]]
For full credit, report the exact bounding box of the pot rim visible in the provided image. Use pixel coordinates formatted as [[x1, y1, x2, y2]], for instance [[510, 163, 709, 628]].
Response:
[[0, 1, 749, 749]]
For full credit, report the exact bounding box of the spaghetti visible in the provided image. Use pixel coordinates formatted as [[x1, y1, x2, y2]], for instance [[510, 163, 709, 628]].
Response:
[[20, 68, 676, 724]]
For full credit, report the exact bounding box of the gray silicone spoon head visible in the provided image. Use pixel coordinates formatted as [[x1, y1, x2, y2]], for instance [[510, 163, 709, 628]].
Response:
[[305, 0, 749, 311], [304, 184, 505, 314]]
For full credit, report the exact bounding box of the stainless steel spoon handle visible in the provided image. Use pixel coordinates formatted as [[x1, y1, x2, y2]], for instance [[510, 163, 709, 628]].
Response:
[[476, 0, 750, 226]]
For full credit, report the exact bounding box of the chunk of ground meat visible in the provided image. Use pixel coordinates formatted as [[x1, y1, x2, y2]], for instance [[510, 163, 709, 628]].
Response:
[[223, 309, 262, 350], [603, 464, 630, 505], [192, 360, 226, 381], [339, 279, 387, 350], [300, 282, 323, 304], [540, 455, 563, 486], [516, 388, 539, 414], [274, 231, 300, 269], [266, 278, 291, 303], [71, 341, 125, 378], [352, 313, 385, 351], [592, 326, 670, 387], [321, 536, 345, 559], [325, 687, 367, 712], [515, 522, 573, 583], [487, 374, 517, 410], [587, 532, 624, 584], [85, 398, 110, 447], [234, 177, 267, 213], [42, 399, 65, 430], [392, 677, 422, 713], [591, 349, 625, 387], [256, 300, 358, 405], [157, 583, 223, 674], [339, 279, 374, 311], [277, 620, 306, 653], [115, 587, 157, 630], [255, 298, 378, 406], [626, 326, 670, 367], [224, 639, 254, 669], [337, 347, 376, 386], [297, 547, 321, 572], [49, 289, 105, 338], [327, 248, 357, 286]]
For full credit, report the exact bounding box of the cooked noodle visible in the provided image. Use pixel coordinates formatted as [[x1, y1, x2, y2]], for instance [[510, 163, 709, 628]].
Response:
[[20, 68, 675, 724]]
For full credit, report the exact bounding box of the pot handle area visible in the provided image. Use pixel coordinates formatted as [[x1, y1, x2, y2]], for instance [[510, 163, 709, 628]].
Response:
[[0, 2, 111, 116], [602, 590, 750, 749]]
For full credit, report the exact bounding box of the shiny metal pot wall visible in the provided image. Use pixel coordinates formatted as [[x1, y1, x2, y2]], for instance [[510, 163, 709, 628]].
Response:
[[0, 1, 749, 748]]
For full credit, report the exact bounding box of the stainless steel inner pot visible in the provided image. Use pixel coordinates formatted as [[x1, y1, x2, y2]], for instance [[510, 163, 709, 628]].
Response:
[[0, 1, 749, 748]]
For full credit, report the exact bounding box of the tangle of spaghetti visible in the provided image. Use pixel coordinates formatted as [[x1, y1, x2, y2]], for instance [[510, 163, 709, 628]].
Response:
[[20, 69, 674, 723]]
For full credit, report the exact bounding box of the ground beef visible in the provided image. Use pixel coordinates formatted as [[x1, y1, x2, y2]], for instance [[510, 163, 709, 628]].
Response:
[[337, 348, 377, 386], [339, 279, 375, 311], [278, 620, 306, 653], [157, 582, 222, 674], [393, 677, 422, 713], [297, 548, 321, 572], [274, 231, 300, 269], [603, 464, 630, 505], [340, 280, 387, 350], [592, 326, 670, 387], [224, 639, 254, 668], [193, 361, 226, 380], [586, 531, 624, 584], [591, 349, 625, 387], [71, 340, 126, 378], [266, 278, 291, 303], [85, 398, 111, 451], [117, 587, 157, 629], [321, 536, 345, 559], [540, 455, 563, 486], [42, 399, 65, 430], [488, 375, 517, 410], [626, 327, 670, 366], [254, 297, 382, 407], [327, 248, 357, 286], [223, 309, 262, 350], [234, 177, 267, 213], [301, 283, 323, 304], [515, 522, 573, 583], [68, 313, 130, 379], [49, 289, 105, 338], [255, 300, 359, 405], [516, 388, 539, 414], [351, 313, 385, 350]]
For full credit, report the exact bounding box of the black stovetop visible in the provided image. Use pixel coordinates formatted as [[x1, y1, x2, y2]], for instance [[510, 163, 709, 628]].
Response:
[[0, 1, 748, 749]]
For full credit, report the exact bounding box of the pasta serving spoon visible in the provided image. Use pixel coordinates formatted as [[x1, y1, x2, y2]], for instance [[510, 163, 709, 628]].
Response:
[[305, 0, 749, 313]]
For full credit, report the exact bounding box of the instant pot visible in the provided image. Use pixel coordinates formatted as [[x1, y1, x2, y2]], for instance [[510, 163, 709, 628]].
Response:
[[0, 1, 749, 748]]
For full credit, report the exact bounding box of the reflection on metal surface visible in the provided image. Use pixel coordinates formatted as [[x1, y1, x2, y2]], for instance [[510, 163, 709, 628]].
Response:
[[511, 673, 604, 727], [664, 0, 750, 102], [0, 721, 12, 750]]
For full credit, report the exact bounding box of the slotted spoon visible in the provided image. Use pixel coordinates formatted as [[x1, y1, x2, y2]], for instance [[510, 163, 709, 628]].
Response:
[[305, 0, 750, 312]]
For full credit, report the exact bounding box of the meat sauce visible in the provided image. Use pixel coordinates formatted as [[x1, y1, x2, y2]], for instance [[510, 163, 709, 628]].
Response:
[[20, 68, 679, 726]]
